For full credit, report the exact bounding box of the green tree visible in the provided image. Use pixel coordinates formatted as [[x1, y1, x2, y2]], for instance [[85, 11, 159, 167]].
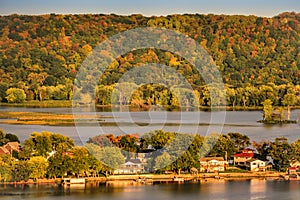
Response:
[[0, 154, 15, 181], [154, 152, 172, 173], [209, 134, 235, 159], [28, 156, 49, 181], [270, 137, 294, 171], [262, 99, 273, 121], [69, 147, 90, 178], [291, 139, 300, 163], [47, 153, 71, 179], [140, 130, 175, 150], [5, 88, 26, 103], [228, 132, 251, 153], [0, 129, 9, 146], [11, 161, 31, 182], [22, 131, 75, 158], [5, 133, 20, 143], [86, 144, 125, 176], [50, 133, 75, 153]]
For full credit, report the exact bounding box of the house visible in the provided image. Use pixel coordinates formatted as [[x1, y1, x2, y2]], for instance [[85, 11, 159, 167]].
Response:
[[0, 147, 9, 155], [199, 157, 228, 173], [233, 148, 256, 166], [114, 159, 145, 174], [0, 142, 20, 155], [288, 167, 297, 175], [3, 142, 20, 153], [246, 159, 266, 172], [290, 161, 300, 169]]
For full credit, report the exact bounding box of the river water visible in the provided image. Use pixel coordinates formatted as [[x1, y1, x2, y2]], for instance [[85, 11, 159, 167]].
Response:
[[0, 179, 300, 200], [0, 107, 299, 144], [0, 107, 300, 145], [0, 107, 300, 199]]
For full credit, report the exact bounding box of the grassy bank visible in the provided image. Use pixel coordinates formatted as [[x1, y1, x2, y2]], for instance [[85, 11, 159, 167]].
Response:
[[0, 111, 105, 126], [0, 100, 72, 108]]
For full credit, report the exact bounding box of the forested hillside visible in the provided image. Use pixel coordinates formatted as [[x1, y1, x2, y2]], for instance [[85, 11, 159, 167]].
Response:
[[0, 12, 299, 107]]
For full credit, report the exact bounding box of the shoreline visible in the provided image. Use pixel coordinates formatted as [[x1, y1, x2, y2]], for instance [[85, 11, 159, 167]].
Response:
[[1, 102, 300, 111], [0, 172, 287, 185]]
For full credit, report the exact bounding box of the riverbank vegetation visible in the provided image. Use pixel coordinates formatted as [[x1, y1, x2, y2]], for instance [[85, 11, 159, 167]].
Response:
[[1, 129, 300, 183]]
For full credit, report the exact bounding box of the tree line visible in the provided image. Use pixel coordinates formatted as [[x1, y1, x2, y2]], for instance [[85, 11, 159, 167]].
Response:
[[94, 82, 300, 109], [0, 12, 299, 106], [1, 129, 300, 182]]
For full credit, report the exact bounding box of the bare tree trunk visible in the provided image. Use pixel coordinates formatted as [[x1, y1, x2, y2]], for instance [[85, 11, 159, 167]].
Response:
[[287, 105, 291, 120]]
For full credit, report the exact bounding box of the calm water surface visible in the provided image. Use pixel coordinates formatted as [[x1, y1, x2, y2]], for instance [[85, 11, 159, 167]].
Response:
[[0, 107, 299, 144], [0, 180, 300, 200]]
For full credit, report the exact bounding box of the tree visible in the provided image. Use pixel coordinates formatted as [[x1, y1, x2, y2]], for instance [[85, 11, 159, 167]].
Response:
[[47, 153, 71, 179], [50, 133, 75, 153], [209, 134, 235, 159], [23, 132, 52, 157], [270, 137, 294, 171], [11, 161, 31, 182], [262, 99, 273, 121], [28, 156, 48, 181], [5, 133, 20, 143], [5, 88, 26, 103], [27, 72, 48, 101], [0, 129, 9, 146], [22, 131, 75, 158], [291, 139, 300, 163], [282, 93, 297, 120], [154, 152, 172, 173], [0, 154, 15, 182], [69, 147, 90, 178], [140, 130, 175, 150], [228, 133, 250, 153], [86, 144, 125, 176]]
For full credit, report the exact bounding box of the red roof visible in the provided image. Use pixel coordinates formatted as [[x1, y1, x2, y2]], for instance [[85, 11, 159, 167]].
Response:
[[233, 152, 254, 158], [289, 167, 297, 170]]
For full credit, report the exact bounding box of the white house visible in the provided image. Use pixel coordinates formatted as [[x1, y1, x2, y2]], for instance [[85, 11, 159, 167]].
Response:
[[246, 159, 266, 172], [114, 159, 145, 174], [200, 157, 228, 173]]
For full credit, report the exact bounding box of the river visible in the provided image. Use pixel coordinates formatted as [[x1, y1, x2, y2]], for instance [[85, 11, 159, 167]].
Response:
[[0, 179, 300, 200], [0, 107, 299, 145]]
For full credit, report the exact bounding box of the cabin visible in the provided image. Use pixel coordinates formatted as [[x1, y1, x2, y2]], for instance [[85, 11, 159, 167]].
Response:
[[199, 157, 228, 173], [246, 159, 266, 172], [114, 159, 145, 174], [233, 148, 256, 166]]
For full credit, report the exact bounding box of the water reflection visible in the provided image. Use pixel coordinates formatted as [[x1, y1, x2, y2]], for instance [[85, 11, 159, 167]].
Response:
[[1, 180, 300, 200]]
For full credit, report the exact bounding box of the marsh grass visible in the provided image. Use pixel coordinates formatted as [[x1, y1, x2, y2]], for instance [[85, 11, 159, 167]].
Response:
[[0, 111, 104, 126]]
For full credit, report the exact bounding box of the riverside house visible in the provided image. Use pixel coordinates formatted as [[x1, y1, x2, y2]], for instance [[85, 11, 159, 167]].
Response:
[[0, 142, 20, 155], [245, 159, 266, 172], [199, 157, 228, 173], [114, 159, 145, 174], [233, 148, 257, 166]]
